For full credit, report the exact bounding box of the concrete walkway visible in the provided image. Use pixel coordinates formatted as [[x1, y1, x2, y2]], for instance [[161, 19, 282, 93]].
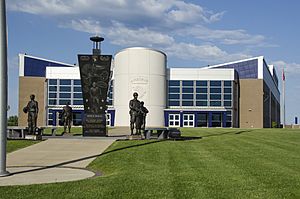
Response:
[[0, 138, 116, 186]]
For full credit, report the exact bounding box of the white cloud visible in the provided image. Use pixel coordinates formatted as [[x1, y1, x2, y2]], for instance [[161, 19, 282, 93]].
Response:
[[177, 26, 265, 45], [8, 0, 269, 64], [271, 60, 300, 74], [164, 42, 250, 63]]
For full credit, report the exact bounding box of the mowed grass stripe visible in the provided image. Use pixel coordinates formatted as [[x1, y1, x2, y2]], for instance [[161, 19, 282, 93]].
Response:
[[1, 128, 300, 199]]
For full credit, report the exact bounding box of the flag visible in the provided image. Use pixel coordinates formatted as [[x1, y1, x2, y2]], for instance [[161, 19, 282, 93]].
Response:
[[282, 68, 285, 81]]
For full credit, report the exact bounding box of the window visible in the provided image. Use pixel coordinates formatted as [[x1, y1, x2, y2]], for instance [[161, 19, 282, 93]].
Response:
[[210, 81, 221, 87], [196, 88, 207, 93], [74, 87, 82, 92], [211, 113, 222, 127], [73, 100, 83, 105], [59, 79, 71, 85], [182, 94, 193, 99], [59, 86, 71, 92], [74, 80, 81, 85], [168, 94, 180, 100], [196, 101, 207, 106], [197, 113, 208, 127], [169, 114, 180, 127], [49, 86, 57, 92], [210, 88, 221, 93], [182, 80, 193, 86], [183, 114, 194, 127], [73, 93, 82, 98], [59, 93, 71, 98], [196, 94, 207, 100], [210, 94, 221, 100], [224, 81, 232, 87], [182, 101, 193, 106], [196, 81, 207, 87], [49, 79, 57, 85], [59, 99, 71, 105], [210, 101, 221, 106], [169, 101, 180, 106], [169, 87, 180, 93], [224, 88, 232, 93], [49, 99, 57, 105], [182, 88, 193, 93], [49, 93, 57, 98], [168, 80, 180, 86]]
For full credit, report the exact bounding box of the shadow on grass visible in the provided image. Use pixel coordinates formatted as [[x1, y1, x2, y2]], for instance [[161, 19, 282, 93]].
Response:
[[9, 131, 252, 176], [9, 139, 165, 175]]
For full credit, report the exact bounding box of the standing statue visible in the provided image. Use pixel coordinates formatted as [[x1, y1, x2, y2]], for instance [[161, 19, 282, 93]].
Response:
[[139, 101, 149, 131], [61, 102, 73, 134], [23, 94, 39, 134], [90, 81, 101, 113], [129, 92, 141, 135]]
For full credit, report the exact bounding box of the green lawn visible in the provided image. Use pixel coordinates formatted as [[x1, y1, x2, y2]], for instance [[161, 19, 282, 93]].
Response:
[[42, 126, 83, 136], [1, 128, 300, 199], [6, 140, 40, 153]]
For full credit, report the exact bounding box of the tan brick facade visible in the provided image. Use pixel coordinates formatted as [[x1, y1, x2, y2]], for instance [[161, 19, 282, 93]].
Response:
[[239, 79, 264, 128], [18, 77, 46, 127]]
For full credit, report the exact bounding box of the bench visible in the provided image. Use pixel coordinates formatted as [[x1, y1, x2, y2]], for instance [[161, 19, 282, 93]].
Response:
[[144, 127, 181, 140], [7, 126, 46, 139]]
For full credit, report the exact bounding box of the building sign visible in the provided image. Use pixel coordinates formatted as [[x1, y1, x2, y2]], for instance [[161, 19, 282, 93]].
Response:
[[78, 55, 112, 136]]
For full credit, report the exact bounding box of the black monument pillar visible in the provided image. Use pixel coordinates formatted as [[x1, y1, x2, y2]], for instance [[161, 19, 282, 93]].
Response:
[[78, 36, 112, 136]]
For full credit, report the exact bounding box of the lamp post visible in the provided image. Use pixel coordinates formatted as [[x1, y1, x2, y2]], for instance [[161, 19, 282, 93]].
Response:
[[0, 0, 9, 177]]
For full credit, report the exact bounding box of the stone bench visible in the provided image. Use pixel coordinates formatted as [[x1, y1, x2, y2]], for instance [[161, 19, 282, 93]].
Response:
[[7, 126, 45, 140], [144, 127, 181, 140]]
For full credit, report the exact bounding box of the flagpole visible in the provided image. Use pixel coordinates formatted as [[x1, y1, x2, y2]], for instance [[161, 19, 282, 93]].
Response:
[[0, 0, 9, 177], [282, 69, 286, 128]]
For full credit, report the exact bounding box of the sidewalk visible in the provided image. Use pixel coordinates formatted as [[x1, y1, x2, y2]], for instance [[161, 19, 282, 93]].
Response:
[[0, 137, 116, 186]]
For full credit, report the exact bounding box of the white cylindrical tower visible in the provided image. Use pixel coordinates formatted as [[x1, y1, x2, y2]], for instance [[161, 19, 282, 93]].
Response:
[[114, 47, 167, 127]]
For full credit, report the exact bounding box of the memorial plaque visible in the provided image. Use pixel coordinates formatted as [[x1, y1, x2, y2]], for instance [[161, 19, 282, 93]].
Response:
[[78, 54, 112, 136]]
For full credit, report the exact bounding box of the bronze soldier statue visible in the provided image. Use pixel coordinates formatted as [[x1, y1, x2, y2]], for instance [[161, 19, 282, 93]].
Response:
[[139, 101, 149, 131], [61, 102, 73, 134], [23, 94, 39, 134], [129, 92, 141, 135]]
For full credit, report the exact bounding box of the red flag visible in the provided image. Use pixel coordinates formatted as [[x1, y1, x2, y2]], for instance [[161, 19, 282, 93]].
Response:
[[282, 69, 285, 81]]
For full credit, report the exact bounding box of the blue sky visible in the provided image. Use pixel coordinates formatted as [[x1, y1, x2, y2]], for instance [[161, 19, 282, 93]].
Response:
[[6, 0, 300, 124]]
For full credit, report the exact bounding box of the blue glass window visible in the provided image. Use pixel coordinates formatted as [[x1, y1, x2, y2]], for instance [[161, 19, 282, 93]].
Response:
[[210, 81, 221, 86], [74, 87, 82, 92], [73, 93, 82, 98], [196, 101, 207, 106], [224, 88, 232, 93], [59, 93, 71, 98], [196, 81, 207, 86], [182, 101, 193, 106], [196, 88, 207, 93], [182, 81, 193, 86], [210, 94, 221, 100], [169, 87, 180, 93], [224, 81, 232, 87], [182, 88, 193, 93], [59, 86, 71, 92], [196, 94, 207, 100], [168, 80, 180, 86], [224, 101, 232, 107], [73, 100, 83, 105], [210, 88, 221, 93], [169, 94, 180, 100], [49, 93, 57, 98], [182, 94, 193, 99], [49, 99, 57, 105], [49, 79, 57, 85], [169, 101, 180, 106], [210, 101, 221, 106], [49, 86, 57, 92], [224, 94, 232, 100], [59, 79, 71, 85], [74, 80, 81, 85], [59, 100, 71, 105]]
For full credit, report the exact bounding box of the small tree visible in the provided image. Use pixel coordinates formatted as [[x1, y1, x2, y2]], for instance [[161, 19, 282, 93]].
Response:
[[7, 115, 18, 126]]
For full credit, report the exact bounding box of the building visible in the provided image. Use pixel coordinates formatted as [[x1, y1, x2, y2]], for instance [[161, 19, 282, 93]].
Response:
[[18, 47, 280, 128]]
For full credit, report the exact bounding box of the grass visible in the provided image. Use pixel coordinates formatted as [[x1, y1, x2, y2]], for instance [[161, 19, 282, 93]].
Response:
[[1, 128, 300, 198], [6, 140, 40, 153], [42, 126, 83, 136]]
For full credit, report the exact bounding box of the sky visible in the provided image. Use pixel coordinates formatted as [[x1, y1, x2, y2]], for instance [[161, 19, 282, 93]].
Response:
[[6, 0, 300, 125]]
